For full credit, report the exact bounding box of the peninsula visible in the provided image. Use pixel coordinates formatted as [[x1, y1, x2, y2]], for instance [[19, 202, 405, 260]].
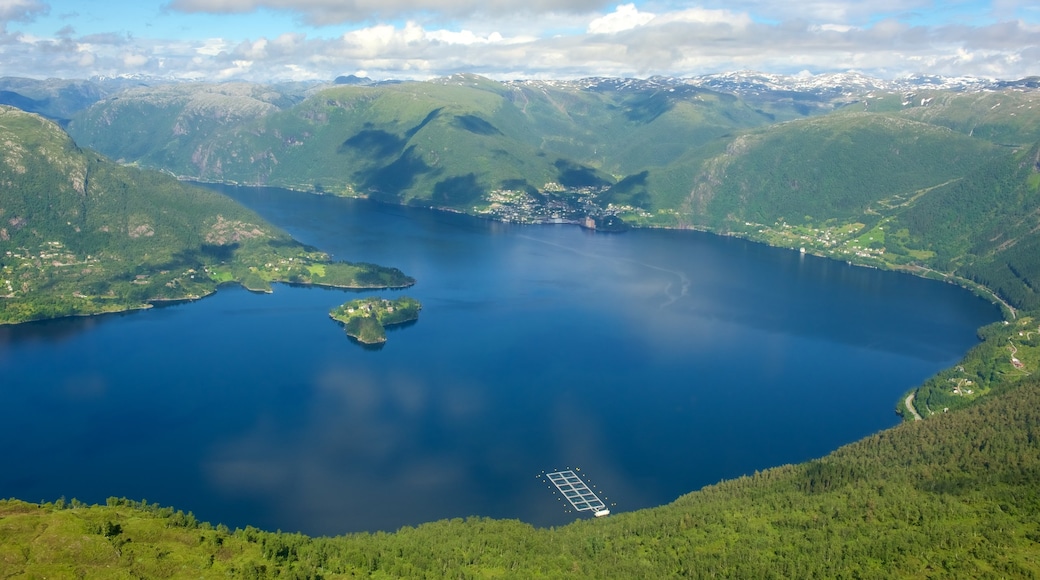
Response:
[[330, 296, 421, 344], [0, 106, 416, 325]]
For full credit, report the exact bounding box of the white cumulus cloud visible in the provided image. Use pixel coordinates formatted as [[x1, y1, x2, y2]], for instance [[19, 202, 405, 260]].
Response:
[[122, 52, 149, 68], [0, 1, 1036, 81], [588, 4, 655, 34], [653, 7, 752, 28]]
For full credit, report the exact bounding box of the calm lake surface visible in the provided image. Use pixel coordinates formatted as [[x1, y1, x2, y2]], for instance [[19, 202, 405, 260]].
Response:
[[0, 186, 999, 535]]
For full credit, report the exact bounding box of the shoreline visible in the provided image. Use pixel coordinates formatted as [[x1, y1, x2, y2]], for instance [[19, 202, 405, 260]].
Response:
[[0, 276, 414, 327], [7, 185, 1009, 329], [186, 178, 1019, 320], [404, 193, 1015, 321]]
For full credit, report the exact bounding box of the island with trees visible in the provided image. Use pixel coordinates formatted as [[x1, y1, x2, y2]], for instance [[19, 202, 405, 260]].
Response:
[[329, 296, 421, 344]]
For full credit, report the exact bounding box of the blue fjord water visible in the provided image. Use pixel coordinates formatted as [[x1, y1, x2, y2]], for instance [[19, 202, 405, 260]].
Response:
[[0, 186, 999, 535]]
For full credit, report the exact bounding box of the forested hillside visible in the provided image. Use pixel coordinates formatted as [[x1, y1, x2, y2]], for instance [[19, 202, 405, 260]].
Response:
[[685, 100, 1040, 311], [685, 112, 1001, 226], [4, 376, 1038, 578], [66, 75, 784, 214], [0, 106, 412, 324]]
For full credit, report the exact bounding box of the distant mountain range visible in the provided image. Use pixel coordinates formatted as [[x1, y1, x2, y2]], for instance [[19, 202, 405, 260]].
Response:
[[513, 71, 1040, 98], [4, 71, 1038, 123]]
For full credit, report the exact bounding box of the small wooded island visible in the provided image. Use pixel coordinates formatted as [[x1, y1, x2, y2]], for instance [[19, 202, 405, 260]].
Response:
[[330, 296, 421, 344]]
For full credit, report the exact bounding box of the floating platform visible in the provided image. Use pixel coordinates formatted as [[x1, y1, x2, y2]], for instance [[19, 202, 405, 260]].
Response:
[[543, 469, 610, 517]]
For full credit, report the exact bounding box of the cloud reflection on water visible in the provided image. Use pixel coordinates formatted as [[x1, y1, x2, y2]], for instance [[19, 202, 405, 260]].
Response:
[[206, 365, 491, 533]]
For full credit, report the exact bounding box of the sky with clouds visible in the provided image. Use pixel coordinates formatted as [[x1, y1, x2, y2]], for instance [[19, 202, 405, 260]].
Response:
[[1, 0, 1038, 81]]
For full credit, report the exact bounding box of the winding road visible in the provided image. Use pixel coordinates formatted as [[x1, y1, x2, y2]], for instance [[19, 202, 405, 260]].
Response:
[[905, 392, 923, 421]]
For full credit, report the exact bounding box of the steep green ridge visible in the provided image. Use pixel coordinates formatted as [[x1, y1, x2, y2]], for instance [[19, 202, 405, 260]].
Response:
[[3, 375, 1038, 578], [687, 112, 1001, 226], [900, 144, 1040, 311], [681, 94, 1040, 313], [0, 106, 412, 324], [897, 89, 1040, 145], [67, 75, 779, 215], [67, 83, 302, 170]]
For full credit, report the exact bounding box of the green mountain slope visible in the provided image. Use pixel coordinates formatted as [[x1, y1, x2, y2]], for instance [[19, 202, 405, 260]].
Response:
[[686, 112, 1001, 226], [0, 106, 412, 324], [895, 144, 1040, 310], [4, 375, 1038, 578], [67, 75, 781, 215], [896, 89, 1040, 145], [680, 100, 1040, 312], [67, 83, 303, 170]]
